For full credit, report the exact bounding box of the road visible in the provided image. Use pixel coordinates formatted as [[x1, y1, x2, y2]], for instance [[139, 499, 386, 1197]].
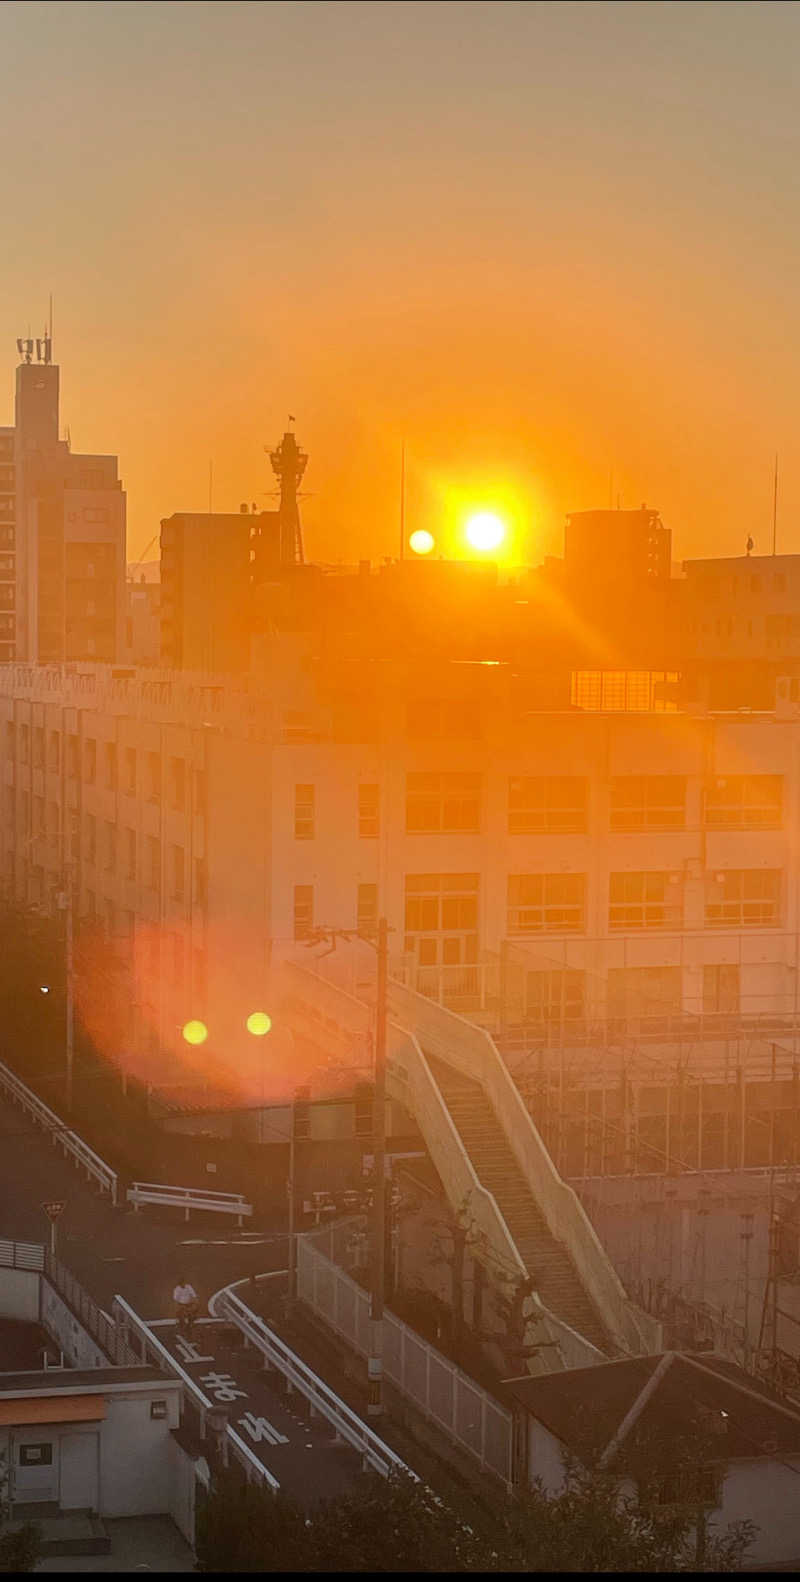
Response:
[[0, 1093, 287, 1318], [155, 1318, 361, 1506]]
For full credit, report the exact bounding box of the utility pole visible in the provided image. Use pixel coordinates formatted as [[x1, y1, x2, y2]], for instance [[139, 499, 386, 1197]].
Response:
[[57, 875, 75, 1111], [303, 916, 390, 1414], [368, 916, 388, 1418]]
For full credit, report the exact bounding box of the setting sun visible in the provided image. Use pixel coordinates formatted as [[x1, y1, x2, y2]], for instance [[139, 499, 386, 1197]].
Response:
[[465, 511, 506, 552], [409, 528, 435, 556]]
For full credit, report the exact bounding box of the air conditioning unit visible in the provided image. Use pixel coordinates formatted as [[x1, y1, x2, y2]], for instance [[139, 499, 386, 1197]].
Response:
[[776, 676, 800, 718]]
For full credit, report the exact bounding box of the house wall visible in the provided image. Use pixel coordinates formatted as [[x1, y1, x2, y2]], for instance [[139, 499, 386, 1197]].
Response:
[[168, 1434, 199, 1548], [719, 1458, 800, 1566], [99, 1391, 181, 1517]]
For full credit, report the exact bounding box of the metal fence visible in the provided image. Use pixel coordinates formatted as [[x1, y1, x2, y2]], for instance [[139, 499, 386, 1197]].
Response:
[[112, 1294, 279, 1493], [0, 1238, 44, 1271], [296, 1233, 513, 1486], [0, 1057, 117, 1203], [44, 1250, 134, 1364]]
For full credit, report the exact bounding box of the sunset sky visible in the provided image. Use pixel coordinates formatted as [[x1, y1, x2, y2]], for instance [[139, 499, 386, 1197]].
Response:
[[1, 0, 799, 567]]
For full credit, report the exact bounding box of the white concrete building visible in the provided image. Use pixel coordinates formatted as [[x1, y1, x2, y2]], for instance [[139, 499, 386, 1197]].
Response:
[[2, 659, 800, 1094]]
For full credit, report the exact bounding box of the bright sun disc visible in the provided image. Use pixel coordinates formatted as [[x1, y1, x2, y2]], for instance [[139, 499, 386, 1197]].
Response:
[[246, 1010, 272, 1037], [182, 1018, 208, 1046], [465, 511, 506, 552], [409, 529, 435, 556]]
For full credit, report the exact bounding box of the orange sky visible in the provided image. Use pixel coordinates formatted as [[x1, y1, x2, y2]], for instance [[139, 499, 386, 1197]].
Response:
[[2, 0, 799, 568]]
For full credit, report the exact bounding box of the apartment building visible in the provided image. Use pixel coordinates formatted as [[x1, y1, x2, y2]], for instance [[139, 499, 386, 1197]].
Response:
[[1, 344, 126, 663], [1, 657, 800, 1098]]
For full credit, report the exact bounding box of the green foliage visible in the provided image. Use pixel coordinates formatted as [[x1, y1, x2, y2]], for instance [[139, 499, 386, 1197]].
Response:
[[195, 1429, 757, 1575], [0, 1455, 42, 1575]]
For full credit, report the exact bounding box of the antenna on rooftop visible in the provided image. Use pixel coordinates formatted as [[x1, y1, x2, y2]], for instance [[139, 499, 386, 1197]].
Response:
[[400, 440, 406, 560], [772, 453, 778, 556]]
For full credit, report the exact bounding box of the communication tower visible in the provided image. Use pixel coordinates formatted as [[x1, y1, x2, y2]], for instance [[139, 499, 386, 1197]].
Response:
[[267, 421, 307, 564]]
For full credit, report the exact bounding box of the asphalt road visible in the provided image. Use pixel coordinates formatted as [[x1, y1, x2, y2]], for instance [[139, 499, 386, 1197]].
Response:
[[156, 1319, 361, 1506], [0, 1094, 288, 1318]]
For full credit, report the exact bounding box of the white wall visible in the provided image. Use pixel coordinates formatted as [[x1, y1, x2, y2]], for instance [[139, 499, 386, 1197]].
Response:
[[99, 1391, 181, 1518], [719, 1458, 800, 1566], [0, 1268, 39, 1321], [168, 1434, 198, 1548], [40, 1281, 109, 1370]]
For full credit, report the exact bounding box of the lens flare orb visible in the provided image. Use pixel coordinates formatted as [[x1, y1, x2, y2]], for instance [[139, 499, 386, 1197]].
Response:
[[465, 511, 506, 552], [409, 529, 435, 556], [246, 1010, 272, 1037], [182, 1018, 208, 1046]]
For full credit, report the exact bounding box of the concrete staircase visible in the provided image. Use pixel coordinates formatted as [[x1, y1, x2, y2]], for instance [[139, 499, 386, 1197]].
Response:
[[427, 1054, 614, 1355]]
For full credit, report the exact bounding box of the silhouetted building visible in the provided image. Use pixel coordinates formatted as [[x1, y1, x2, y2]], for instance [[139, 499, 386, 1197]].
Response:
[[1, 338, 126, 663], [159, 510, 255, 672]]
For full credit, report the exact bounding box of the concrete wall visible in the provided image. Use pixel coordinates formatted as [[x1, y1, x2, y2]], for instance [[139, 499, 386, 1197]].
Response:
[[41, 1280, 109, 1370], [720, 1458, 800, 1566], [168, 1434, 199, 1548], [0, 1268, 39, 1321], [99, 1392, 180, 1518]]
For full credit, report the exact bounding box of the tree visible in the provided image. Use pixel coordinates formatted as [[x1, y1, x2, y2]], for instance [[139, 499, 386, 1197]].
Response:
[[195, 1437, 756, 1575], [0, 1455, 42, 1574]]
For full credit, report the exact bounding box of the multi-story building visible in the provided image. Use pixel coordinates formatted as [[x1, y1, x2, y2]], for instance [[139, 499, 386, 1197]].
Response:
[[1, 340, 126, 664], [2, 653, 800, 1102], [159, 510, 255, 672]]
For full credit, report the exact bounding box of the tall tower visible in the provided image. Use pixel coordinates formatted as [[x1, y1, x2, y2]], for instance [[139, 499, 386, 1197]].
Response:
[[268, 425, 307, 564]]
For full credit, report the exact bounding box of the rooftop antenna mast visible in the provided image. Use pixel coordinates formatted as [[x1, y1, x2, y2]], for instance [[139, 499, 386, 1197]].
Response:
[[268, 418, 307, 565], [772, 452, 779, 556], [400, 440, 406, 560]]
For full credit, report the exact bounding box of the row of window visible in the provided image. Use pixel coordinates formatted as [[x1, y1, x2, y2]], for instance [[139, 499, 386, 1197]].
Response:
[[293, 774, 786, 839], [289, 869, 783, 949], [4, 724, 203, 811], [515, 964, 741, 1026]]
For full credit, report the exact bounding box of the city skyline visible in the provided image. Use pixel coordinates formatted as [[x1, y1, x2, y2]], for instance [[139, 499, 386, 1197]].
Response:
[[3, 1, 800, 566]]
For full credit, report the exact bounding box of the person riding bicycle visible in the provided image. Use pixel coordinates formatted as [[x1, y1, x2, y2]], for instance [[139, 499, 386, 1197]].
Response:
[[173, 1276, 199, 1337]]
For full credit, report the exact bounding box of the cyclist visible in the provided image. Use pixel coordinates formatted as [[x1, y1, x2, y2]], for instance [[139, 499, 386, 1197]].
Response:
[[173, 1276, 199, 1337]]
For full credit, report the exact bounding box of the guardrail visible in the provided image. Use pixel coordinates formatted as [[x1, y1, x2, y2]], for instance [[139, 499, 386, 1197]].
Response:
[[127, 1182, 253, 1224], [112, 1294, 278, 1493], [0, 1238, 45, 1271], [44, 1250, 131, 1363], [0, 1058, 117, 1205], [209, 1279, 414, 1481], [296, 1236, 515, 1486]]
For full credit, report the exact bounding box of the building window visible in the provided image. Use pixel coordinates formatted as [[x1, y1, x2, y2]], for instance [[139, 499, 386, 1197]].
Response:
[[19, 723, 28, 764], [607, 966, 682, 1022], [172, 844, 185, 900], [703, 775, 783, 830], [525, 970, 585, 1031], [294, 784, 315, 840], [169, 757, 185, 812], [705, 870, 780, 928], [68, 735, 79, 779], [104, 741, 117, 791], [34, 796, 45, 837], [84, 738, 96, 784], [357, 883, 378, 938], [125, 827, 136, 881], [4, 721, 14, 756], [358, 783, 380, 839], [508, 775, 587, 834], [404, 873, 479, 966], [47, 802, 59, 847], [194, 768, 207, 814], [610, 776, 686, 832], [33, 727, 44, 770], [507, 873, 586, 934], [703, 964, 740, 1015], [85, 888, 96, 920], [48, 731, 59, 773], [146, 834, 161, 891], [125, 747, 136, 795], [194, 857, 207, 905], [84, 813, 96, 865], [609, 872, 682, 929], [146, 751, 161, 802], [406, 772, 482, 834], [294, 884, 314, 942], [104, 820, 116, 872]]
